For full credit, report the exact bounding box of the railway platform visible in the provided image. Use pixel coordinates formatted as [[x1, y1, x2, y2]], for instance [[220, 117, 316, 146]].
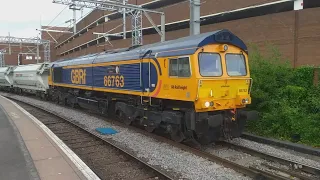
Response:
[[0, 95, 98, 180]]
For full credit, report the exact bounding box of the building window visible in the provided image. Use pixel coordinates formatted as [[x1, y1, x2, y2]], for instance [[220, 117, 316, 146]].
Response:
[[169, 57, 191, 77], [26, 56, 33, 60]]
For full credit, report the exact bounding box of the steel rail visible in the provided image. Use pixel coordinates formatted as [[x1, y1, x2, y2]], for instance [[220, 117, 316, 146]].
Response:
[[220, 141, 320, 177], [241, 132, 320, 157], [261, 163, 315, 180], [8, 97, 175, 180], [166, 141, 288, 180]]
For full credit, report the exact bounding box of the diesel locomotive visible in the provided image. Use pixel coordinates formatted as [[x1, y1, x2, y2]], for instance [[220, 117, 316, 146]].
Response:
[[0, 29, 258, 144]]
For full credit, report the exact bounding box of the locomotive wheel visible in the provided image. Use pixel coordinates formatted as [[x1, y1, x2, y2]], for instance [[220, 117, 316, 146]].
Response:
[[70, 100, 75, 108], [40, 93, 47, 101], [43, 94, 48, 101], [124, 117, 133, 126], [54, 94, 59, 104], [68, 96, 76, 108], [118, 110, 132, 125], [169, 125, 185, 143], [62, 97, 67, 106], [145, 125, 156, 133]]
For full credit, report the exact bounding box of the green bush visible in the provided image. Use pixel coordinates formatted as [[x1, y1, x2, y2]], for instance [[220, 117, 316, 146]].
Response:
[[246, 43, 320, 147]]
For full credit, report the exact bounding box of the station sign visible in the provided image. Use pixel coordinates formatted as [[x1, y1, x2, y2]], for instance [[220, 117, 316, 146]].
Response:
[[294, 0, 303, 10]]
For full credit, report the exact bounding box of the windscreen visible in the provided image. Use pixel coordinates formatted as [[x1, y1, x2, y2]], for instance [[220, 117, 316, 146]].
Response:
[[226, 54, 247, 76], [198, 53, 222, 77]]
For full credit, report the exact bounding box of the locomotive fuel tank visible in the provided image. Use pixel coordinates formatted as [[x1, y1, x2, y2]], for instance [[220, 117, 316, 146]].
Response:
[[0, 66, 14, 90], [12, 63, 50, 94]]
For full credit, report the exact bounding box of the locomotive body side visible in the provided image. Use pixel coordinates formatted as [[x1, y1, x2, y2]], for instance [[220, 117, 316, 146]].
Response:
[[51, 60, 160, 96]]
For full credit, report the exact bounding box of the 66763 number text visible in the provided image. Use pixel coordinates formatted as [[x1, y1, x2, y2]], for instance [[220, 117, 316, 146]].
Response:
[[104, 75, 124, 87]]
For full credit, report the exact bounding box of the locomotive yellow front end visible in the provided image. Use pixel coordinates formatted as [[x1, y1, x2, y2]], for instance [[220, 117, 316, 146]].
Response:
[[193, 43, 258, 143], [195, 44, 252, 111]]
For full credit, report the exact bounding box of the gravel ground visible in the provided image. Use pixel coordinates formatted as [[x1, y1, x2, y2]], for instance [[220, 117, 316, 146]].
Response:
[[205, 145, 266, 169], [1, 93, 250, 180], [227, 138, 320, 168]]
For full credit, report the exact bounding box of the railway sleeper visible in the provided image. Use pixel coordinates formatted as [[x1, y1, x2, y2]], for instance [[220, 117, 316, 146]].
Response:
[[69, 141, 104, 149], [75, 145, 108, 155], [64, 138, 97, 145]]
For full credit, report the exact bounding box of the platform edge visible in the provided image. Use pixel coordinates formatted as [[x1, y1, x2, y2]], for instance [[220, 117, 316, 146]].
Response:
[[0, 95, 101, 180], [0, 104, 41, 180]]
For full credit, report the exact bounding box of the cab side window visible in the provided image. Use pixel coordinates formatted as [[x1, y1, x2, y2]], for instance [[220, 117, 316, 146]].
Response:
[[169, 58, 178, 76], [169, 57, 191, 77], [53, 67, 63, 83]]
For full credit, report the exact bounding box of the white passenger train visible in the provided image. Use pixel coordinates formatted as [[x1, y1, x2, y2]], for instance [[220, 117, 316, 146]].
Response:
[[0, 63, 51, 98]]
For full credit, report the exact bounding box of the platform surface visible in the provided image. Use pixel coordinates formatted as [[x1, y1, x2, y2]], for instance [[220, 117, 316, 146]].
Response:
[[0, 104, 38, 180], [0, 95, 98, 180]]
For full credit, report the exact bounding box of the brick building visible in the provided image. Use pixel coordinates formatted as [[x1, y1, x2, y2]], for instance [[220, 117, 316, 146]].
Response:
[[3, 0, 320, 67], [49, 0, 320, 67], [0, 43, 39, 66]]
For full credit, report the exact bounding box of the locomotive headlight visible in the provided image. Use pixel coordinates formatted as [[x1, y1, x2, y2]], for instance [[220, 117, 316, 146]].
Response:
[[219, 44, 229, 52], [242, 98, 249, 104], [205, 101, 210, 108], [204, 101, 214, 108]]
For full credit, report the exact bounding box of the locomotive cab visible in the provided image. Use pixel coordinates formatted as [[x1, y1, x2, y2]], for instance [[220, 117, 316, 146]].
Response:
[[191, 43, 258, 143], [194, 44, 252, 112]]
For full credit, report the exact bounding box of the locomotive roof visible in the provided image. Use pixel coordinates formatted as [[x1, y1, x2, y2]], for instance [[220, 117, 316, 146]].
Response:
[[52, 29, 247, 67]]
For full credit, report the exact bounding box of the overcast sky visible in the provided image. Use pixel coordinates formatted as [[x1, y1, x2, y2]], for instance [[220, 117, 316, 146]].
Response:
[[0, 0, 91, 38]]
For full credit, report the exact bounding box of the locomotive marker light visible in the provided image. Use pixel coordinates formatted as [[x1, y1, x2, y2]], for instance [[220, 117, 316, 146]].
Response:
[[210, 101, 214, 107], [219, 44, 229, 52], [242, 98, 249, 104]]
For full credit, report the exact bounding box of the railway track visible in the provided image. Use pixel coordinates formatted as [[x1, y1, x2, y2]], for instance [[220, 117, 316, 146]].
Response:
[[241, 132, 320, 157], [12, 99, 176, 180], [6, 95, 308, 180], [214, 141, 320, 180]]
